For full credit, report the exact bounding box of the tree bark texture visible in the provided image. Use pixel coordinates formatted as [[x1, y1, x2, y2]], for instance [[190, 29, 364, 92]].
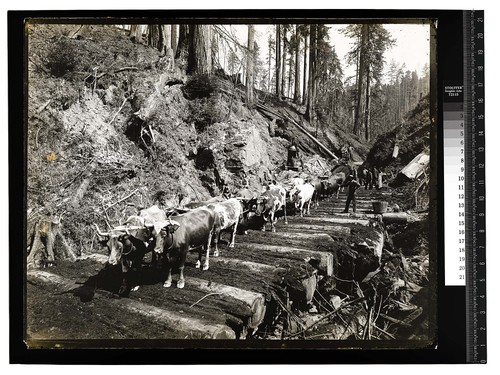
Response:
[[246, 25, 255, 109], [281, 28, 287, 98], [275, 25, 282, 98], [188, 25, 212, 75], [353, 25, 368, 136], [294, 25, 301, 104], [305, 25, 317, 125], [27, 218, 77, 268], [176, 24, 189, 60], [302, 26, 309, 105]]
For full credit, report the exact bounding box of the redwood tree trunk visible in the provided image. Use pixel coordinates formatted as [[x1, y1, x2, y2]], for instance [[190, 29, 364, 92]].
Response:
[[171, 24, 178, 54], [302, 26, 309, 105], [353, 25, 368, 136], [364, 66, 371, 141], [276, 25, 282, 98], [176, 24, 189, 60], [246, 25, 255, 109], [281, 28, 287, 99], [188, 25, 212, 75], [293, 25, 301, 104], [305, 25, 317, 124]]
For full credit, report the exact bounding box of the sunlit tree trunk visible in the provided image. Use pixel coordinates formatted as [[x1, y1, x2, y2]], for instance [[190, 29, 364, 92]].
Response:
[[171, 24, 178, 55], [246, 25, 255, 109], [276, 25, 282, 98]]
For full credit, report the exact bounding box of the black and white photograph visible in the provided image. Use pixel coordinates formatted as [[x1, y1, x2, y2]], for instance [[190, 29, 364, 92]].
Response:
[[24, 17, 435, 349]]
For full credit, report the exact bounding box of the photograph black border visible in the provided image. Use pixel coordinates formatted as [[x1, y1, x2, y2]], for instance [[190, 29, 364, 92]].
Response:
[[10, 8, 467, 364]]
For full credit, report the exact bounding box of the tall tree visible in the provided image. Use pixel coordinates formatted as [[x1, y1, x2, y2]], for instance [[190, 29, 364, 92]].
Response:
[[171, 24, 178, 55], [147, 25, 162, 51], [293, 25, 302, 103], [267, 32, 275, 93], [187, 25, 212, 75], [344, 24, 394, 140], [305, 24, 318, 129], [176, 24, 189, 60], [281, 26, 288, 98], [129, 25, 145, 43], [246, 25, 255, 109], [275, 25, 282, 98], [302, 25, 309, 105]]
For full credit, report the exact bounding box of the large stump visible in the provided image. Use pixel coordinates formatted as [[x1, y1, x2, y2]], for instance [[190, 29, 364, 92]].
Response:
[[27, 216, 76, 269]]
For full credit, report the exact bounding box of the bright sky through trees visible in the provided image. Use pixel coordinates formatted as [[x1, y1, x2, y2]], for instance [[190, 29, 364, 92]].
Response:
[[232, 23, 430, 84]]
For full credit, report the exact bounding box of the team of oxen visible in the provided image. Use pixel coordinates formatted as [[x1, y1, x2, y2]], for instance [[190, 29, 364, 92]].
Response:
[[94, 165, 353, 295]]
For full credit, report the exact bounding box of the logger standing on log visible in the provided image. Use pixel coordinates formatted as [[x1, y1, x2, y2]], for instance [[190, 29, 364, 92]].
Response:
[[341, 174, 361, 213]]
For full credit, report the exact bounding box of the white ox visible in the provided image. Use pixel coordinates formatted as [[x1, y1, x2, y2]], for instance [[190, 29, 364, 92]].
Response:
[[291, 183, 315, 217], [207, 198, 243, 257]]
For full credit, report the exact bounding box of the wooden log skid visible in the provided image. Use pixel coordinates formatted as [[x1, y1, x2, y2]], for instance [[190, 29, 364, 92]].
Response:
[[27, 270, 236, 339], [281, 223, 351, 236], [185, 277, 266, 329], [296, 216, 370, 226], [236, 242, 334, 276]]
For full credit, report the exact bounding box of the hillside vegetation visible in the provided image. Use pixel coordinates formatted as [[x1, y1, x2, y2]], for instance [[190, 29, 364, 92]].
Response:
[[27, 24, 370, 257]]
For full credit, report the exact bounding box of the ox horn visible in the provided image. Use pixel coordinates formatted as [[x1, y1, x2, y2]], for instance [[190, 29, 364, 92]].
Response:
[[93, 223, 109, 237], [167, 217, 180, 227]]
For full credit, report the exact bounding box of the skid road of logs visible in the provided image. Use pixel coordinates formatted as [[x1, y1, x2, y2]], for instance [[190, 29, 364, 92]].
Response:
[[27, 187, 388, 342]]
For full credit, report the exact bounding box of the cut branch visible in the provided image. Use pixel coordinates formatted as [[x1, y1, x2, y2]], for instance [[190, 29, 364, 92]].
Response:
[[106, 189, 139, 210], [108, 97, 128, 125]]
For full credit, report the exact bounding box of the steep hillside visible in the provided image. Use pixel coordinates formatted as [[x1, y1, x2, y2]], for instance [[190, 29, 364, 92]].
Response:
[[27, 24, 358, 256], [364, 95, 430, 174]]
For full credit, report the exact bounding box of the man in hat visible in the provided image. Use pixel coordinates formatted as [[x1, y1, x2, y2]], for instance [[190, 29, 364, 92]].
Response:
[[286, 141, 303, 171], [341, 174, 361, 213]]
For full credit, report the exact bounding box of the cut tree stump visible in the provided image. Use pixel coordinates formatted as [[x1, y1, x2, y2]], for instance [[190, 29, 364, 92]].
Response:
[[27, 217, 77, 269]]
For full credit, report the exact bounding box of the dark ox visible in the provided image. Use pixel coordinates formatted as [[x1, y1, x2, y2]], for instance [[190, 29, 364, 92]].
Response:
[[207, 198, 243, 256], [94, 220, 152, 296], [153, 206, 216, 289], [255, 184, 287, 232], [308, 176, 323, 207], [94, 205, 167, 295], [321, 172, 347, 199], [234, 187, 260, 234]]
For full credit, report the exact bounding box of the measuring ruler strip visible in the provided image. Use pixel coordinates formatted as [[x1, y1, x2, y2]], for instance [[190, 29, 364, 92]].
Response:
[[464, 10, 486, 364]]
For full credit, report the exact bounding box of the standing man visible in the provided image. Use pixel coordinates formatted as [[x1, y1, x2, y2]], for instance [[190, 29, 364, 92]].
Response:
[[372, 167, 380, 190], [365, 168, 373, 190], [342, 174, 361, 213]]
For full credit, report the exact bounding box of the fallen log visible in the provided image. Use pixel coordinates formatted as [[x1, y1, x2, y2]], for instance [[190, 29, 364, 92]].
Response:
[[205, 256, 284, 274], [283, 223, 351, 236], [381, 212, 408, 224], [236, 242, 334, 276], [297, 216, 370, 226], [185, 277, 266, 329], [27, 270, 236, 339], [255, 103, 338, 161]]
